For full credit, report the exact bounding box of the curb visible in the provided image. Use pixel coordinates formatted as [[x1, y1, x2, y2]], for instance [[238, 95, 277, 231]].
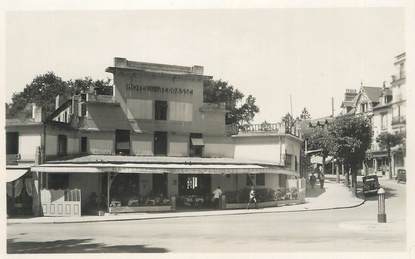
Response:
[[7, 199, 366, 225]]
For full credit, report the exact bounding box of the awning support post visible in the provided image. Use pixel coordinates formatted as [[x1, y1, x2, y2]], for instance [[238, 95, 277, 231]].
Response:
[[107, 172, 110, 213]]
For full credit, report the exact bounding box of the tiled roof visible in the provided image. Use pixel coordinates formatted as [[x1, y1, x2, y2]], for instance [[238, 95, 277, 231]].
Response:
[[362, 86, 383, 102]]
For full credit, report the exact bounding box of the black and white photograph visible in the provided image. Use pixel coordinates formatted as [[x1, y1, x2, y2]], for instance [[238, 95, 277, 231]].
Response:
[[1, 1, 413, 258]]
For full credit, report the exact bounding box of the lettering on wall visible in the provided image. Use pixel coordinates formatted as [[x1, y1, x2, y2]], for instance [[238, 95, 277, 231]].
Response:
[[126, 84, 193, 96]]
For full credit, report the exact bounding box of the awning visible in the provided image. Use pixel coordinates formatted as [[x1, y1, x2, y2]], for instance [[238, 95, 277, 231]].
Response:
[[30, 163, 299, 176], [191, 138, 204, 146], [6, 169, 29, 182]]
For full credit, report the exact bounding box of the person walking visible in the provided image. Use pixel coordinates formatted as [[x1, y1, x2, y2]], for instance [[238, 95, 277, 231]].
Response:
[[247, 186, 258, 209], [319, 172, 325, 189], [212, 186, 222, 209]]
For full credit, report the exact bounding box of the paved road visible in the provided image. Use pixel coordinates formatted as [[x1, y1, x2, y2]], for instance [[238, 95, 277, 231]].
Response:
[[7, 178, 406, 253]]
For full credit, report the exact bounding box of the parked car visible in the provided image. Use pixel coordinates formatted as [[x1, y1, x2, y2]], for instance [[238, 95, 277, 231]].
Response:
[[396, 169, 406, 183], [362, 175, 380, 196]]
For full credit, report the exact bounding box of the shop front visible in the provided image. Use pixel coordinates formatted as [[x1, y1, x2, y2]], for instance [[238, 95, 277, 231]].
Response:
[[30, 156, 303, 216]]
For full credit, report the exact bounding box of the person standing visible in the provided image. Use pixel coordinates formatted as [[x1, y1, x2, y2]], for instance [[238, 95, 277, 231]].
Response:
[[212, 186, 222, 209], [309, 173, 316, 189], [319, 172, 325, 189], [247, 186, 258, 209]]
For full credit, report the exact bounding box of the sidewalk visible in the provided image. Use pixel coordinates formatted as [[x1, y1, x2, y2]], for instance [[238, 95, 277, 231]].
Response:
[[7, 181, 363, 224]]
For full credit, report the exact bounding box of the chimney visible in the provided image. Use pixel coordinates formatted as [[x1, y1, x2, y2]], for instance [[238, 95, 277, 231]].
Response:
[[55, 95, 60, 109], [32, 103, 43, 122]]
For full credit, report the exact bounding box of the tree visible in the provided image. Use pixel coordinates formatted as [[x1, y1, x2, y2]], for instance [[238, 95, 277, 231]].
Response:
[[299, 107, 311, 120], [330, 114, 372, 195], [6, 72, 113, 119], [376, 132, 404, 179], [203, 79, 259, 128], [7, 72, 70, 119], [306, 124, 336, 177]]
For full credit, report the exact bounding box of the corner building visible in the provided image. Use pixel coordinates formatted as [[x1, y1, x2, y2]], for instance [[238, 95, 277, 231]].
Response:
[[7, 58, 304, 216]]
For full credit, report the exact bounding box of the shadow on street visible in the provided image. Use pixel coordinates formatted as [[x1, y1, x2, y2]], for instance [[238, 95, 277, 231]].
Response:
[[306, 185, 326, 197], [7, 238, 169, 253]]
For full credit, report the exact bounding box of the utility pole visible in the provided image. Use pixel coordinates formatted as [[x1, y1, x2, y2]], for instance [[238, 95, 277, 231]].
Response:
[[290, 94, 293, 115], [331, 97, 334, 117]]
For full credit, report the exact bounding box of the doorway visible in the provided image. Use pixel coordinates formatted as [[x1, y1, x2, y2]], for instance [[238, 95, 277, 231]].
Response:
[[152, 173, 168, 197]]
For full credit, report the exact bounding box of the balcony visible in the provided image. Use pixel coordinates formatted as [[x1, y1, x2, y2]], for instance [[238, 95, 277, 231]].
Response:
[[86, 93, 117, 104], [392, 116, 406, 125], [226, 123, 302, 138]]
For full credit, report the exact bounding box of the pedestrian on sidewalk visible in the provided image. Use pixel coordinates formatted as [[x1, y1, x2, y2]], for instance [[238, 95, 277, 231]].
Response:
[[247, 186, 258, 209], [309, 173, 316, 189], [319, 172, 325, 189], [212, 186, 222, 209]]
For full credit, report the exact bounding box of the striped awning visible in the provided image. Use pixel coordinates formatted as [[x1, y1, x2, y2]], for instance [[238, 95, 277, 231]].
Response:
[[6, 169, 29, 182], [30, 163, 299, 176]]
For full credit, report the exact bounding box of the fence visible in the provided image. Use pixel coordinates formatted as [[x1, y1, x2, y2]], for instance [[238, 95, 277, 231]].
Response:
[[40, 189, 81, 217]]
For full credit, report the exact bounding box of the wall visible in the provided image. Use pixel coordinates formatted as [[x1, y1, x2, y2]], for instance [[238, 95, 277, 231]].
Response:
[[284, 136, 302, 173], [168, 134, 188, 157], [111, 68, 226, 136], [19, 132, 42, 161], [233, 135, 283, 164], [85, 131, 114, 155], [203, 136, 234, 158]]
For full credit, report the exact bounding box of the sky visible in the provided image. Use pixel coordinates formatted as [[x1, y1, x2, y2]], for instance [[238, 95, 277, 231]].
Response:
[[5, 8, 404, 123]]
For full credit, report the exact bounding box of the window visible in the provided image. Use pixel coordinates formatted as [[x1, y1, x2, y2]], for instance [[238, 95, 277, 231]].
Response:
[[154, 131, 168, 156], [381, 113, 387, 130], [115, 130, 130, 155], [79, 103, 87, 117], [155, 100, 168, 120], [80, 137, 88, 153], [6, 132, 19, 155], [189, 133, 204, 157], [360, 103, 367, 113], [295, 156, 298, 171], [279, 174, 287, 188], [256, 173, 265, 186], [285, 154, 293, 169], [57, 135, 68, 156]]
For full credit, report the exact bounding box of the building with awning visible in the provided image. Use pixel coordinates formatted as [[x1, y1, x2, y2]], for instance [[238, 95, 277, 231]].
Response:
[[6, 58, 304, 216]]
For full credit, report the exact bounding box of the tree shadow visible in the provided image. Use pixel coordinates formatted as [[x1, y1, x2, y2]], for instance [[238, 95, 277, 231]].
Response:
[[7, 238, 169, 253], [360, 186, 399, 201], [306, 185, 326, 198]]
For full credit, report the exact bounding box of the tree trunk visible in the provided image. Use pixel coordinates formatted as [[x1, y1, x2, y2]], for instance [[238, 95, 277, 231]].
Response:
[[350, 163, 357, 197], [345, 165, 350, 187], [388, 148, 393, 180]]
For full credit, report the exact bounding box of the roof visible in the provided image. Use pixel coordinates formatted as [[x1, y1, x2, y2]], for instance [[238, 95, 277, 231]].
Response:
[[6, 118, 42, 127], [362, 86, 383, 102], [79, 103, 132, 131], [341, 100, 354, 108], [45, 154, 281, 167]]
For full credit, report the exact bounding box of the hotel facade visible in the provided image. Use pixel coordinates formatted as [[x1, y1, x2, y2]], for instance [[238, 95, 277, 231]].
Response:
[[6, 58, 304, 217]]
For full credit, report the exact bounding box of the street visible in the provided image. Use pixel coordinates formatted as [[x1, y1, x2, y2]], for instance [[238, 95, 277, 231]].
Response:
[[7, 178, 406, 253]]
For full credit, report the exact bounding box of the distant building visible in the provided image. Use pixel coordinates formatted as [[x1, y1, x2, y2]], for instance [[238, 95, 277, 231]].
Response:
[[6, 58, 304, 217], [339, 52, 406, 176]]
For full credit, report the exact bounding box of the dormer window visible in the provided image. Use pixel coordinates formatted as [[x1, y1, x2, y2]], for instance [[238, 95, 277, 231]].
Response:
[[360, 103, 368, 113]]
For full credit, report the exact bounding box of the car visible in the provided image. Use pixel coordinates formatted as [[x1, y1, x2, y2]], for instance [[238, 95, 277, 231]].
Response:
[[362, 175, 380, 196], [396, 169, 406, 183]]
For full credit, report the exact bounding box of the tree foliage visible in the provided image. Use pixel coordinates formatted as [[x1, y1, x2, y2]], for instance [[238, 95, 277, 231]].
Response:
[[6, 72, 113, 119], [376, 131, 405, 179], [203, 79, 259, 127], [306, 114, 372, 193]]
